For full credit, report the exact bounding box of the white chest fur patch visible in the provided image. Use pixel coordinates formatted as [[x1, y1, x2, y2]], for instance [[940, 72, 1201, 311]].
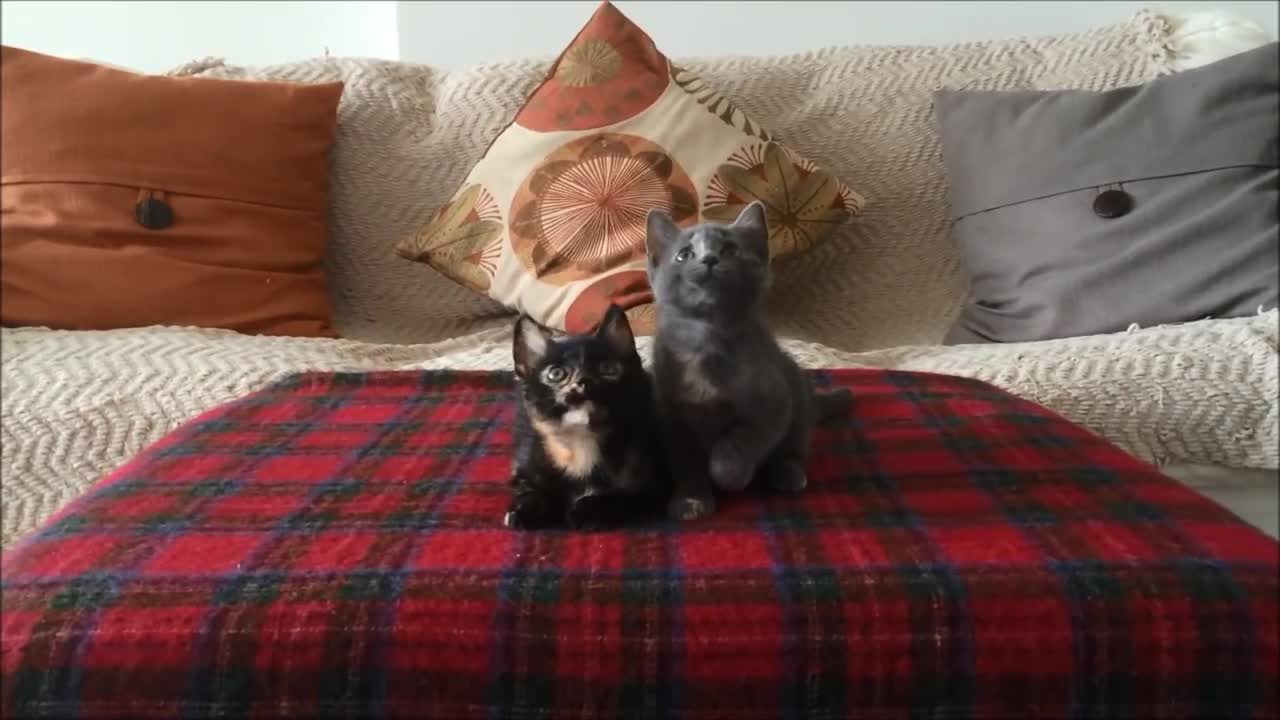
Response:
[[531, 413, 601, 479], [682, 365, 720, 401], [675, 352, 720, 401]]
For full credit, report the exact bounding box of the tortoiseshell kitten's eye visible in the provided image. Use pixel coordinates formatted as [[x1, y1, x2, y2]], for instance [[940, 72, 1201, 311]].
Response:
[[543, 365, 568, 384], [598, 360, 623, 380]]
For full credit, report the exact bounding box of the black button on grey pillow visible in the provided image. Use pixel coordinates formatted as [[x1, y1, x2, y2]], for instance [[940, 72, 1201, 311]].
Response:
[[934, 42, 1279, 345], [1092, 189, 1132, 219]]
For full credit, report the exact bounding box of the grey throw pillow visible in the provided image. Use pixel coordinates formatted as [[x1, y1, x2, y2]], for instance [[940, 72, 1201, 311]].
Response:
[[935, 42, 1278, 345]]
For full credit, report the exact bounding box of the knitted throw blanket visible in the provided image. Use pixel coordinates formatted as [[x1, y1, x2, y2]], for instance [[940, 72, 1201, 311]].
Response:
[[3, 369, 1275, 719], [2, 313, 1275, 548]]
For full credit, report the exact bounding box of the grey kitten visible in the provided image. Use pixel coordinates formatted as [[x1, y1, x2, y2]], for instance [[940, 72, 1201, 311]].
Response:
[[645, 201, 851, 521]]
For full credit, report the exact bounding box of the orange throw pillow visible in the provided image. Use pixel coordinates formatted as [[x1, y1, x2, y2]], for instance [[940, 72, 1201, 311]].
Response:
[[1, 46, 344, 337], [396, 1, 864, 334]]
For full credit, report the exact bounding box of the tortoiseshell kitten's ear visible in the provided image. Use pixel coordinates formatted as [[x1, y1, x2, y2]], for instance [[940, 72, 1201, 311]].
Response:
[[513, 314, 554, 379], [594, 304, 636, 358]]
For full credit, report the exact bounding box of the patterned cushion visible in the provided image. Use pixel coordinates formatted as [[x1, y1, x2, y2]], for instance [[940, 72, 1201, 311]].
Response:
[[3, 370, 1276, 719], [395, 0, 863, 334]]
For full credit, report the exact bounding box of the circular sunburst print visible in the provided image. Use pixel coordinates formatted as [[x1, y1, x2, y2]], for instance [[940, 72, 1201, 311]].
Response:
[[555, 39, 622, 87], [562, 270, 652, 334], [514, 2, 670, 131], [509, 133, 697, 286]]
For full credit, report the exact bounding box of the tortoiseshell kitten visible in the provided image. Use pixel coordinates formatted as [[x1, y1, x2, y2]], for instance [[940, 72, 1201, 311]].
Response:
[[505, 304, 669, 531]]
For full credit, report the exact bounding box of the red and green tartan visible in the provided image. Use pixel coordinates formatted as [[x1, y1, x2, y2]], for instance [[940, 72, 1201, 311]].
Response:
[[2, 369, 1276, 719]]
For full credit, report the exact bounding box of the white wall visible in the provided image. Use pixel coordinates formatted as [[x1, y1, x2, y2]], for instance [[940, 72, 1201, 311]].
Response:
[[0, 0, 399, 72], [1, 1, 1274, 72], [397, 1, 1278, 68]]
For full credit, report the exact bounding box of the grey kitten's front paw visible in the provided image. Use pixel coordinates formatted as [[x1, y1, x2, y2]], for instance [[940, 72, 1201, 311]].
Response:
[[709, 444, 753, 491], [668, 494, 716, 521], [761, 459, 808, 493]]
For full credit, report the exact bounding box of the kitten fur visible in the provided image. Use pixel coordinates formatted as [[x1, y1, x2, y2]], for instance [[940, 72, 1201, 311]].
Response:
[[506, 304, 669, 531], [646, 201, 851, 521]]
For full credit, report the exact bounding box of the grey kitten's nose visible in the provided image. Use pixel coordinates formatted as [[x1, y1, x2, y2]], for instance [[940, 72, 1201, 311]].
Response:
[[701, 255, 719, 267]]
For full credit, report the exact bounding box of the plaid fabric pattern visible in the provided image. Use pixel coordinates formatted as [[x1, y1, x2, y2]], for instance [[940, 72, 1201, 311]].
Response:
[[3, 369, 1276, 720]]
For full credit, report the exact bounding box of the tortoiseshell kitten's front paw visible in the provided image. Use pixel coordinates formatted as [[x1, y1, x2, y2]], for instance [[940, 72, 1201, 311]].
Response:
[[504, 491, 563, 530], [566, 493, 627, 531]]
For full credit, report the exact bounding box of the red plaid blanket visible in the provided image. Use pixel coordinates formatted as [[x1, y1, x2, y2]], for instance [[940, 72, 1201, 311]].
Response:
[[3, 370, 1276, 719]]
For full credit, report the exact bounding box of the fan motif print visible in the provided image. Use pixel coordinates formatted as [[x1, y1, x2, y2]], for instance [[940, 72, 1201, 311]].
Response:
[[704, 143, 864, 257], [402, 184, 504, 292]]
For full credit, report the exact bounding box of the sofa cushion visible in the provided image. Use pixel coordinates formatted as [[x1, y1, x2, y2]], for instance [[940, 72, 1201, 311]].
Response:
[[0, 47, 343, 337], [935, 42, 1279, 344], [395, 1, 863, 334], [3, 368, 1275, 718]]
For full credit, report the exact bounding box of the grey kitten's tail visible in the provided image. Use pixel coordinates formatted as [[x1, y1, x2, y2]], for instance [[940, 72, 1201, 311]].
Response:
[[814, 388, 853, 423]]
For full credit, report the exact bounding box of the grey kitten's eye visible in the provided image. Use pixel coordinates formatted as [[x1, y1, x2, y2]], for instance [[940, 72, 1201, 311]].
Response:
[[543, 365, 568, 384], [721, 243, 738, 258], [599, 360, 623, 379], [674, 248, 692, 263]]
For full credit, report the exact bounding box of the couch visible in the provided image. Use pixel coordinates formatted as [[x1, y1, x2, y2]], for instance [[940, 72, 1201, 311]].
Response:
[[2, 7, 1276, 549]]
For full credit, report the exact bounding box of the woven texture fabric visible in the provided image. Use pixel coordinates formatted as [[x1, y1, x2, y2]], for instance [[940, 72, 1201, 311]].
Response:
[[3, 369, 1277, 719], [164, 11, 1175, 348], [3, 311, 1277, 549]]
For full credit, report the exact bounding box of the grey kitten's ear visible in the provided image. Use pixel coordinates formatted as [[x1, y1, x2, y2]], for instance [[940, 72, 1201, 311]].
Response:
[[732, 200, 768, 231], [595, 304, 635, 357], [646, 208, 679, 263], [513, 314, 552, 378], [731, 200, 770, 258]]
